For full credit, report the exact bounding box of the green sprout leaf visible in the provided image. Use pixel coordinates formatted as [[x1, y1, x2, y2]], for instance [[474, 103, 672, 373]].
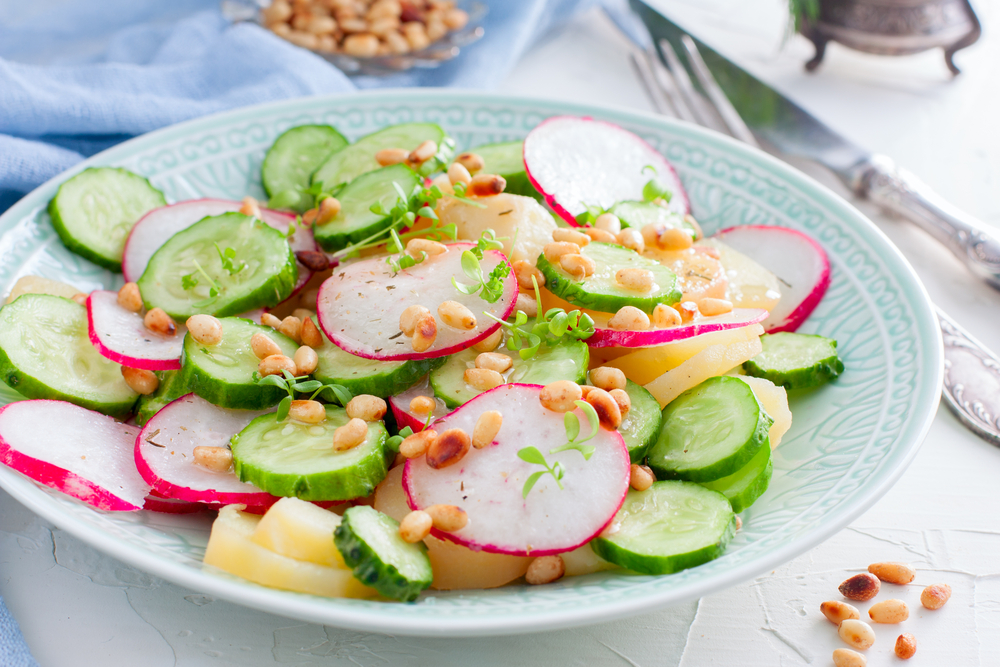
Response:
[[276, 396, 291, 422], [518, 445, 566, 498], [215, 243, 247, 276]]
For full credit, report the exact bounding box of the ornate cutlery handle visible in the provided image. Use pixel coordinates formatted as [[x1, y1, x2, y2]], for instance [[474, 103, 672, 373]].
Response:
[[937, 308, 1000, 446]]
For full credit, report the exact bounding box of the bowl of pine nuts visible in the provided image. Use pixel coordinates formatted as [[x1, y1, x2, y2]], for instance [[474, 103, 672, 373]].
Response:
[[222, 0, 486, 74]]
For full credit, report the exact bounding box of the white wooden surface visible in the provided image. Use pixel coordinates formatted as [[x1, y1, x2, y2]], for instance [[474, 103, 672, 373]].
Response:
[[2, 2, 999, 663]]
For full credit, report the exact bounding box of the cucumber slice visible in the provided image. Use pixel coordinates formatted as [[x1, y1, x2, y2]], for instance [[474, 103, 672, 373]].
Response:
[[134, 369, 191, 425], [608, 200, 697, 236], [181, 317, 298, 410], [231, 406, 390, 501], [311, 123, 452, 192], [334, 505, 433, 602], [700, 439, 773, 513], [617, 379, 662, 463], [312, 164, 421, 252], [48, 167, 166, 272], [537, 242, 681, 314], [471, 141, 541, 200], [262, 125, 349, 212], [592, 481, 735, 574], [138, 212, 298, 319], [0, 295, 137, 417], [743, 332, 844, 390], [429, 338, 589, 408], [648, 375, 772, 482]]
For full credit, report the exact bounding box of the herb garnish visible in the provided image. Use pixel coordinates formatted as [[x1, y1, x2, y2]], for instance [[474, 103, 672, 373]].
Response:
[[254, 370, 352, 422], [573, 165, 674, 225], [518, 446, 565, 497], [484, 277, 595, 360], [215, 243, 247, 276], [518, 400, 600, 498]]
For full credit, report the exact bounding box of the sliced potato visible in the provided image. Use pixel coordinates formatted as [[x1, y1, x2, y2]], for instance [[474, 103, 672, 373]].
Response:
[[644, 247, 727, 302], [6, 275, 82, 304], [561, 543, 618, 577], [738, 375, 792, 448], [699, 238, 781, 312], [251, 497, 345, 568], [438, 193, 557, 264], [644, 335, 763, 408]]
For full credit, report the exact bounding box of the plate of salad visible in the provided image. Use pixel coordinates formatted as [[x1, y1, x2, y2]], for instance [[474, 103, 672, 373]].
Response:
[[0, 90, 940, 636]]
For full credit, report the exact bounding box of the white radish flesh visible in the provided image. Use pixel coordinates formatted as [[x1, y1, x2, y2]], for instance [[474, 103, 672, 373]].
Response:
[[587, 308, 768, 348], [87, 290, 186, 370]]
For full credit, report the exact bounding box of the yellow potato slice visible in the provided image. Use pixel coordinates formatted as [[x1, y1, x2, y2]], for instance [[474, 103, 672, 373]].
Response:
[[561, 543, 618, 577], [644, 335, 764, 408], [251, 497, 345, 568], [699, 238, 781, 312], [738, 376, 792, 448], [6, 275, 82, 304], [644, 247, 728, 302], [438, 193, 557, 264]]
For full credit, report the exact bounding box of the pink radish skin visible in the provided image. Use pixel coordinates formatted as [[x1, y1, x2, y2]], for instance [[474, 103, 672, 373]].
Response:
[[143, 493, 215, 514], [587, 308, 769, 348], [0, 400, 150, 511], [317, 243, 517, 361], [86, 290, 186, 370], [134, 393, 279, 507], [712, 226, 831, 333], [403, 383, 630, 557], [523, 116, 689, 227], [388, 377, 448, 432]]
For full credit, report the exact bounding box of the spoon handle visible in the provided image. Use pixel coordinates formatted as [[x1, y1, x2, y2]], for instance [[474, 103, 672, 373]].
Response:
[[938, 307, 1000, 445]]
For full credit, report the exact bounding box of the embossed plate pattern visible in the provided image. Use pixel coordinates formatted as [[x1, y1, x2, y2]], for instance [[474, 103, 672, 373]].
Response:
[[0, 90, 941, 637]]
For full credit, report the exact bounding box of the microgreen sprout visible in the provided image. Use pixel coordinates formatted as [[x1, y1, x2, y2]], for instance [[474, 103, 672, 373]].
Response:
[[385, 410, 434, 451], [215, 243, 247, 276], [641, 165, 673, 204], [549, 400, 600, 460], [182, 259, 221, 308], [450, 180, 487, 209], [517, 446, 565, 498], [574, 202, 607, 226], [254, 370, 352, 422], [452, 252, 508, 303]]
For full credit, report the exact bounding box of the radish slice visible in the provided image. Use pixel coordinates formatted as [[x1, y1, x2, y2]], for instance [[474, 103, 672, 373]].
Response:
[[86, 290, 187, 370], [121, 199, 316, 294], [317, 243, 516, 361], [587, 308, 769, 348], [523, 116, 689, 226], [712, 226, 831, 333], [403, 383, 630, 556], [0, 400, 150, 511], [143, 493, 214, 514], [134, 393, 279, 507], [388, 376, 448, 432]]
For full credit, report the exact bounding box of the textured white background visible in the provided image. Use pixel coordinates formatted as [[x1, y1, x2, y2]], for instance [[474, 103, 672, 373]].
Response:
[[2, 0, 1000, 663]]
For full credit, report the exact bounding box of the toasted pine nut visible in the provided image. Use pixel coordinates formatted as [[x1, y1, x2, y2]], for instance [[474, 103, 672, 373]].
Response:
[[660, 227, 694, 251], [641, 223, 664, 249], [867, 562, 915, 585], [584, 227, 617, 244], [674, 301, 699, 323], [559, 253, 596, 280], [399, 428, 437, 458], [121, 367, 159, 395], [304, 15, 336, 34], [193, 446, 233, 473], [408, 140, 438, 164], [288, 399, 326, 424], [375, 148, 409, 166], [144, 308, 176, 336], [301, 208, 318, 227], [316, 196, 341, 225], [820, 600, 860, 625], [472, 410, 502, 449], [446, 162, 472, 187], [443, 7, 469, 29], [399, 510, 433, 543], [409, 395, 436, 415], [251, 332, 283, 360], [468, 173, 506, 197], [697, 298, 733, 316], [239, 196, 262, 218], [438, 300, 476, 330], [839, 573, 880, 602], [259, 354, 297, 378], [540, 380, 583, 413], [515, 293, 538, 317], [297, 248, 329, 271], [464, 367, 504, 392], [261, 312, 282, 329], [512, 260, 545, 291], [590, 366, 626, 392], [838, 619, 875, 651], [346, 394, 387, 422], [343, 32, 380, 56], [333, 418, 368, 451], [300, 317, 324, 348], [71, 293, 88, 306], [552, 228, 590, 247], [608, 306, 650, 331], [735, 516, 742, 530], [617, 228, 645, 253], [526, 555, 565, 585], [117, 282, 143, 312], [279, 316, 303, 344], [615, 268, 654, 292], [399, 304, 430, 336], [425, 503, 468, 532], [609, 388, 631, 419], [186, 314, 223, 346], [472, 328, 503, 353], [293, 345, 319, 375], [411, 313, 437, 352], [426, 428, 471, 469], [262, 0, 292, 23], [456, 152, 485, 174], [652, 303, 682, 328], [292, 308, 315, 323], [594, 213, 621, 234], [543, 241, 581, 264], [587, 387, 622, 429], [832, 648, 867, 667], [920, 583, 951, 609], [629, 463, 654, 491], [476, 352, 512, 373], [406, 238, 447, 258], [868, 599, 908, 624], [895, 633, 916, 660]]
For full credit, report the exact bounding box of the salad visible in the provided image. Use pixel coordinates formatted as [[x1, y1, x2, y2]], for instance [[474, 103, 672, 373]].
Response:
[[0, 115, 844, 603]]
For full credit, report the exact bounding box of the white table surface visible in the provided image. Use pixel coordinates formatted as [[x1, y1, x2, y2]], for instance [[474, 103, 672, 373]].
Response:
[[3, 1, 1000, 664]]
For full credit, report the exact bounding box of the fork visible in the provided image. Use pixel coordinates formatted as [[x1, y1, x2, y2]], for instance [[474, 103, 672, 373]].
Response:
[[610, 14, 1000, 446]]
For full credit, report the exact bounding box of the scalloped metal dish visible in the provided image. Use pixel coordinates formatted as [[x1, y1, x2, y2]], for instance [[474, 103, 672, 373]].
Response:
[[0, 90, 941, 637]]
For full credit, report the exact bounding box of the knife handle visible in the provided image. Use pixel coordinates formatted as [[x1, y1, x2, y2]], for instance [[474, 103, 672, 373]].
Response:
[[849, 155, 1000, 290]]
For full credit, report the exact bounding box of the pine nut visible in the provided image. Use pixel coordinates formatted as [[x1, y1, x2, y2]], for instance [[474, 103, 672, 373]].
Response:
[[301, 208, 318, 227], [408, 140, 438, 164], [292, 308, 315, 322], [552, 228, 590, 247], [399, 510, 433, 543], [316, 196, 341, 224], [293, 345, 319, 375], [346, 394, 387, 422], [117, 282, 143, 312], [262, 0, 292, 23], [578, 384, 596, 399], [464, 368, 504, 392], [629, 463, 654, 491], [609, 388, 631, 419], [376, 148, 409, 166], [735, 516, 742, 530], [186, 314, 223, 345], [608, 306, 650, 331], [399, 304, 430, 336], [540, 380, 583, 413], [288, 399, 326, 424], [411, 313, 437, 352], [300, 317, 324, 348], [526, 555, 565, 585], [839, 573, 880, 602], [832, 648, 866, 667], [820, 600, 860, 625], [121, 367, 159, 395], [559, 253, 596, 280], [475, 352, 512, 373], [694, 244, 719, 259], [920, 583, 951, 609], [472, 410, 502, 449], [285, 30, 319, 50], [674, 301, 699, 323], [297, 249, 330, 272], [251, 332, 283, 360], [895, 633, 916, 660], [446, 162, 472, 187], [239, 196, 262, 218], [144, 308, 176, 336], [652, 303, 682, 328], [193, 446, 233, 473], [456, 152, 485, 173], [403, 23, 430, 50], [71, 293, 88, 306], [279, 316, 303, 344], [590, 366, 626, 392], [617, 228, 645, 253], [333, 418, 368, 451], [342, 33, 380, 57], [512, 260, 545, 290], [659, 227, 694, 251], [261, 312, 282, 329], [515, 293, 538, 317], [409, 395, 436, 415], [426, 428, 471, 469], [443, 7, 469, 29], [584, 227, 617, 244], [472, 328, 503, 353], [468, 173, 506, 196], [614, 268, 654, 292], [641, 223, 663, 249], [587, 387, 622, 429], [425, 504, 468, 532], [259, 354, 297, 378], [399, 428, 437, 458], [594, 213, 621, 234], [838, 619, 875, 650], [406, 238, 447, 258], [438, 300, 476, 330], [305, 15, 337, 35], [543, 241, 581, 263], [697, 298, 733, 316], [868, 562, 915, 585], [868, 599, 908, 624]]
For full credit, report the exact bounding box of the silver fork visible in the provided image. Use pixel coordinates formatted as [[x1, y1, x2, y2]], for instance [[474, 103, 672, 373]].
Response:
[[615, 18, 1000, 446]]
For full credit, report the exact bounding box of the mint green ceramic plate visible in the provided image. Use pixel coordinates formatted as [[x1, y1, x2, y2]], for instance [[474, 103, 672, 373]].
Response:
[[0, 90, 941, 637]]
